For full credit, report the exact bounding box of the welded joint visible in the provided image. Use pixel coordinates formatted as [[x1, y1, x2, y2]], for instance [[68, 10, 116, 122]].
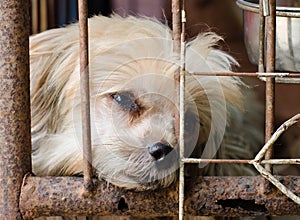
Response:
[[250, 114, 300, 204]]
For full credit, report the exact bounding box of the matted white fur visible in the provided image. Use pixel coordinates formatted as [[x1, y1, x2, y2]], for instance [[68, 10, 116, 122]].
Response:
[[30, 15, 263, 191]]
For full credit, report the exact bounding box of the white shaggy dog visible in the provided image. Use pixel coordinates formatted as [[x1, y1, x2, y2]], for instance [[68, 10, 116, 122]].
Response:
[[30, 15, 263, 194]]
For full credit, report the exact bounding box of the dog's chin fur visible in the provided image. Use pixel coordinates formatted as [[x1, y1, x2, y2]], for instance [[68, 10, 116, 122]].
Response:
[[30, 15, 263, 190]]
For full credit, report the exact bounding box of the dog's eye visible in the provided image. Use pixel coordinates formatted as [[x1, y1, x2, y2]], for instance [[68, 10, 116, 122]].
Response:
[[112, 91, 139, 112]]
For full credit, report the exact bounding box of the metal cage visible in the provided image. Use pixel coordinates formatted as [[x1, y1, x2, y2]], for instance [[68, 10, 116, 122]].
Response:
[[0, 0, 299, 219]]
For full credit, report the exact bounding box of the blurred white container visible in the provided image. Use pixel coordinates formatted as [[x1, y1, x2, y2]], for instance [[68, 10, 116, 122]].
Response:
[[237, 0, 300, 72]]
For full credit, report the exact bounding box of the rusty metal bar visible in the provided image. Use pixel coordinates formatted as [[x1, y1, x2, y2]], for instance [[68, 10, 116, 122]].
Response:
[[264, 0, 276, 173], [183, 158, 300, 165], [193, 71, 300, 84], [0, 1, 32, 219], [258, 0, 266, 72], [178, 1, 187, 219], [172, 0, 181, 55], [192, 72, 300, 77], [172, 0, 183, 218], [19, 176, 300, 218], [172, 0, 181, 142], [171, 1, 182, 218], [185, 176, 300, 217], [78, 0, 93, 193], [183, 159, 252, 164], [260, 159, 300, 165], [19, 176, 178, 219]]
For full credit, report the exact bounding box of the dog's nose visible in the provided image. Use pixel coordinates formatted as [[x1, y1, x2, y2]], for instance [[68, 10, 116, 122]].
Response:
[[148, 142, 174, 161]]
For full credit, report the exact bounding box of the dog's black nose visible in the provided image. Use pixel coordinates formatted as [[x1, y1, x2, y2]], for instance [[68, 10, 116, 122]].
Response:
[[148, 142, 174, 161]]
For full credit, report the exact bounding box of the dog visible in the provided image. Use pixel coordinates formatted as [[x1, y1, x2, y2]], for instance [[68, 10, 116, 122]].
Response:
[[30, 15, 264, 218]]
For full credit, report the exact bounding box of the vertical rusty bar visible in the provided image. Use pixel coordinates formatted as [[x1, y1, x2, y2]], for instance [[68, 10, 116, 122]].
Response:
[[179, 1, 186, 219], [0, 1, 31, 219], [78, 0, 93, 193], [172, 0, 181, 56], [265, 0, 276, 173], [172, 0, 181, 141], [258, 0, 265, 72], [172, 0, 183, 219]]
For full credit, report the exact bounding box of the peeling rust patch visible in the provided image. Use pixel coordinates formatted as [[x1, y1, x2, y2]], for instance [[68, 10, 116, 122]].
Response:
[[118, 197, 129, 212], [217, 199, 267, 213]]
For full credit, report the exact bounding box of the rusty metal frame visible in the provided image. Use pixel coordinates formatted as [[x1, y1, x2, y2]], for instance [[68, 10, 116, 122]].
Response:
[[0, 0, 299, 219]]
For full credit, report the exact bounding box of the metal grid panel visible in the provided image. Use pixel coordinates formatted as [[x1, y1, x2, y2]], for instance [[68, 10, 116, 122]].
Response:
[[171, 0, 300, 219]]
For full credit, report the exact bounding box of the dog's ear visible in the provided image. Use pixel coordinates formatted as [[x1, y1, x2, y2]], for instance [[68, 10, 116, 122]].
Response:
[[30, 25, 80, 137], [185, 32, 243, 108], [186, 32, 239, 73], [184, 33, 245, 159], [30, 24, 79, 59]]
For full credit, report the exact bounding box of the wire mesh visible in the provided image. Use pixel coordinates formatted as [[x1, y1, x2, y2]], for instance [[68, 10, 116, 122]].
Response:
[[170, 0, 300, 218]]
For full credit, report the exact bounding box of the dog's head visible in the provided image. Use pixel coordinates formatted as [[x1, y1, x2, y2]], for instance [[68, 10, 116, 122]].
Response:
[[87, 35, 241, 189], [90, 58, 200, 189], [30, 16, 242, 190]]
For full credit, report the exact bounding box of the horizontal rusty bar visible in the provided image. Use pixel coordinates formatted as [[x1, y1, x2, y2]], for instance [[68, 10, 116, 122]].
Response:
[[20, 176, 178, 219], [182, 158, 300, 165], [186, 176, 300, 217], [182, 158, 252, 164], [20, 176, 300, 219], [261, 159, 300, 165], [192, 72, 300, 77]]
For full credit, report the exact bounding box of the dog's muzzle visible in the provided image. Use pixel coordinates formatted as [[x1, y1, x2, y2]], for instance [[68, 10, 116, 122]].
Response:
[[148, 142, 178, 170]]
